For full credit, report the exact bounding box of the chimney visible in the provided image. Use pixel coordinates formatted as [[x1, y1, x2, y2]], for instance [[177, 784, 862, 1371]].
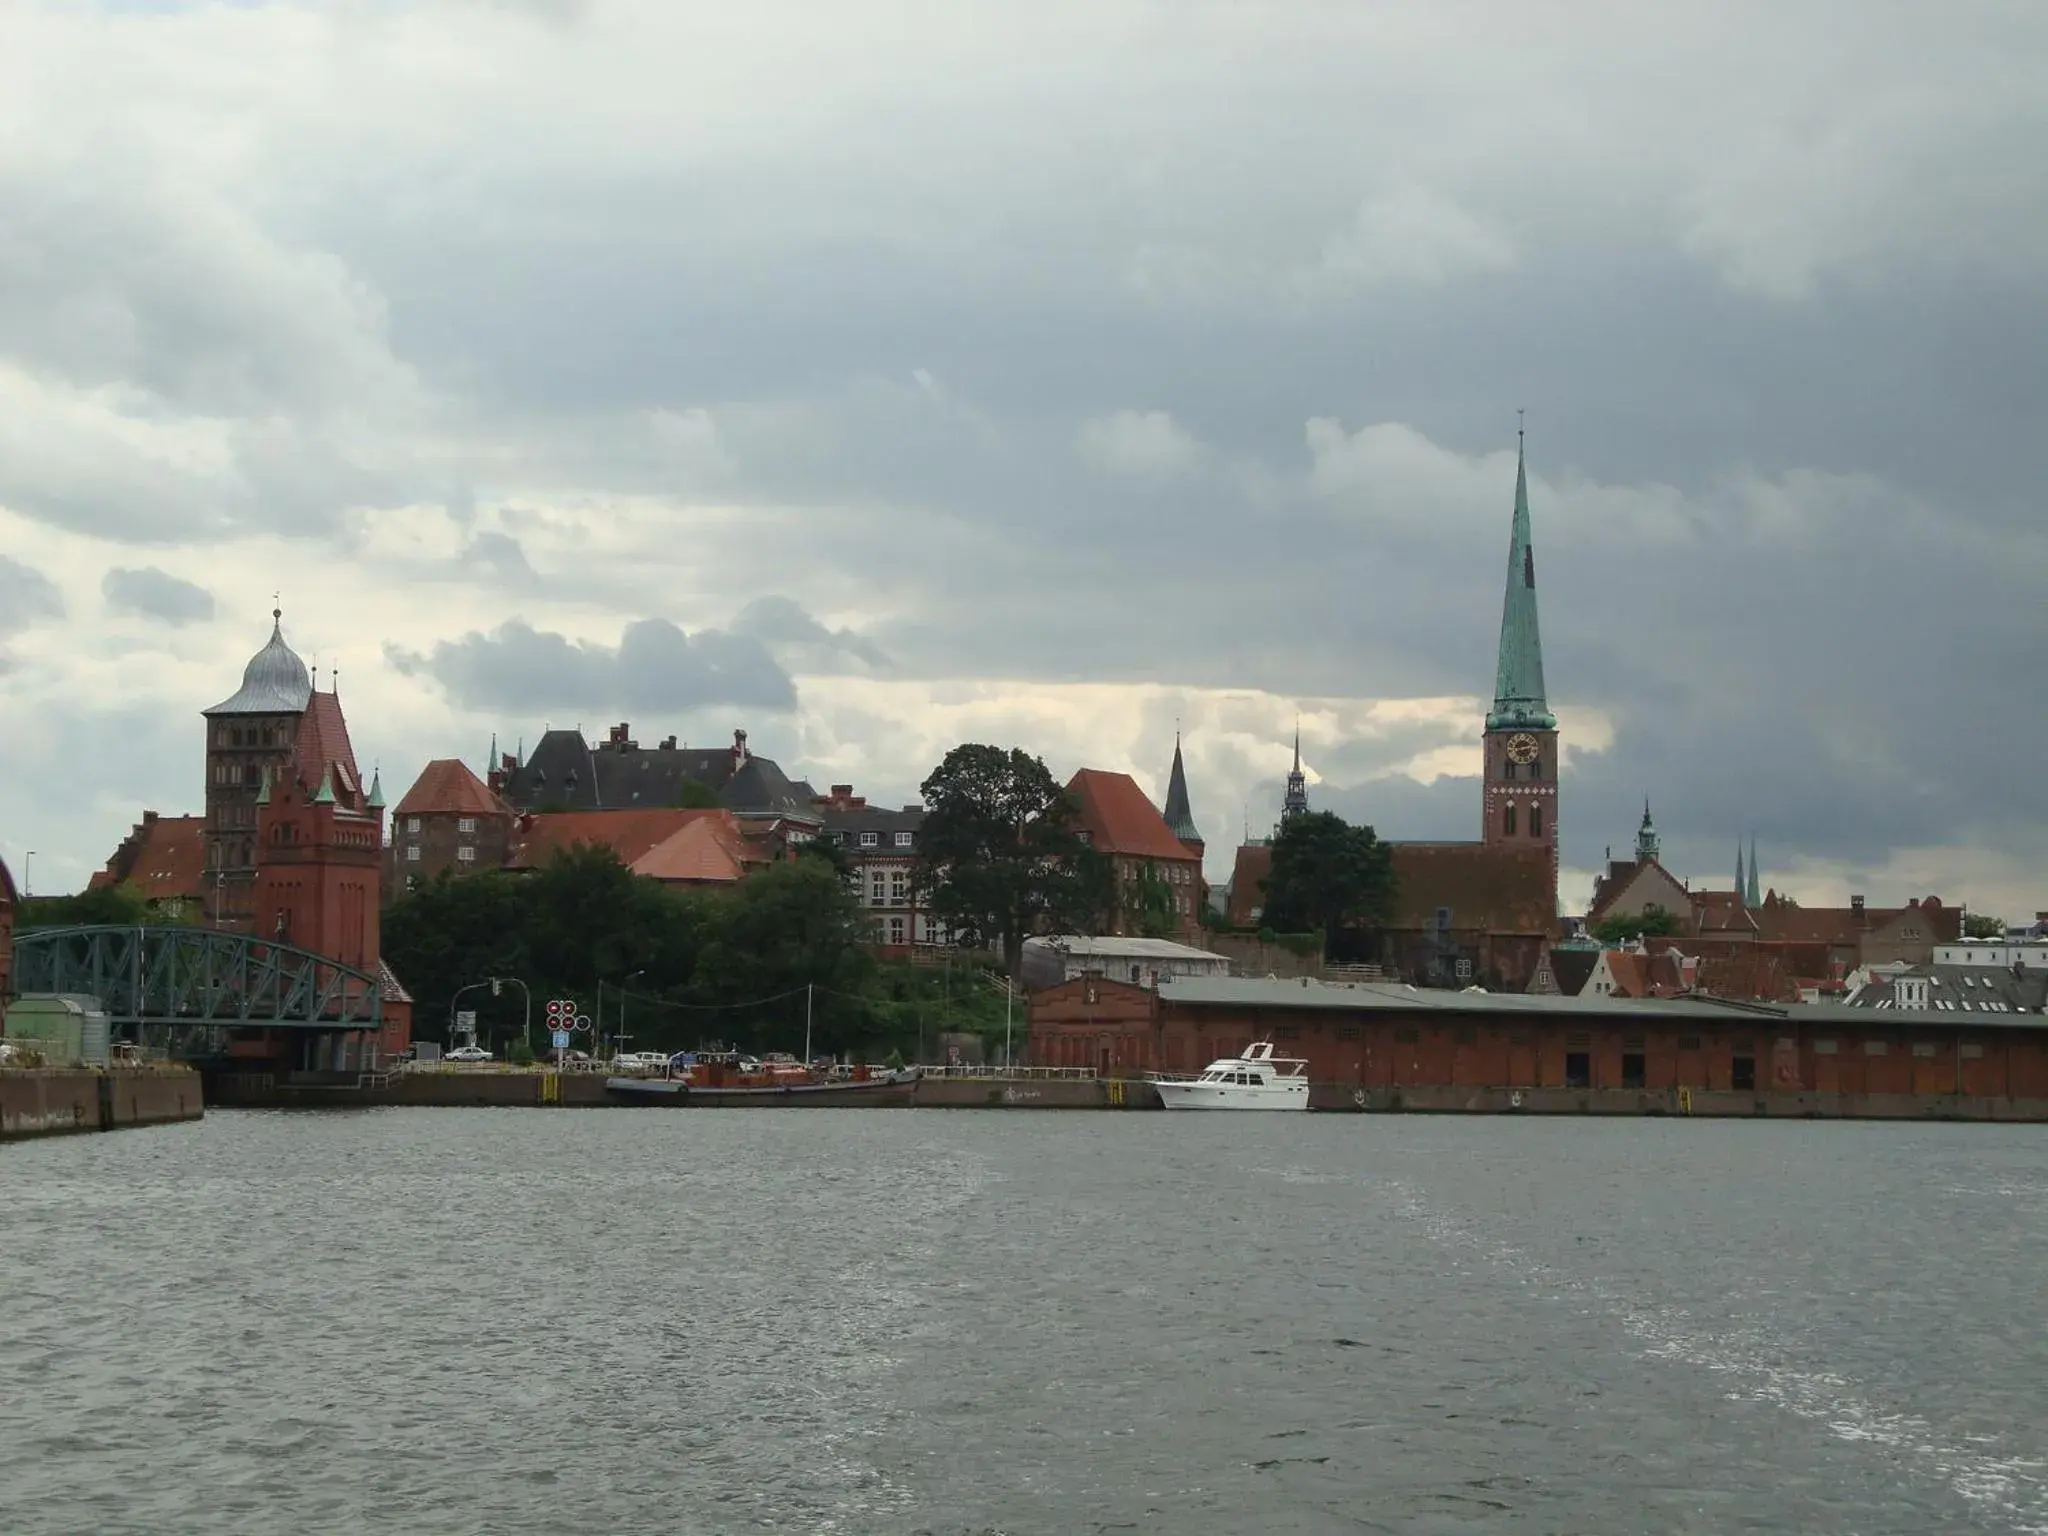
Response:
[[143, 810, 158, 825], [1851, 894, 1866, 928], [660, 736, 677, 751], [732, 728, 749, 765]]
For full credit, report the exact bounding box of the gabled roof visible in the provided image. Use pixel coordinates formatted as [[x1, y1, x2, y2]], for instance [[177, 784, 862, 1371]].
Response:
[[1549, 947, 1600, 997], [1691, 890, 1761, 935], [1226, 842, 1273, 926], [377, 960, 415, 1005], [1387, 843, 1555, 935], [87, 813, 209, 904], [1585, 856, 1688, 926], [394, 759, 513, 819], [1067, 769, 1194, 862]]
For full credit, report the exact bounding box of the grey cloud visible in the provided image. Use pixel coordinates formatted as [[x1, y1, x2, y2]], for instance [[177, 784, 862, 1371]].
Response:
[[0, 555, 63, 638], [389, 617, 797, 715], [732, 595, 890, 672], [462, 531, 535, 581], [101, 566, 215, 626]]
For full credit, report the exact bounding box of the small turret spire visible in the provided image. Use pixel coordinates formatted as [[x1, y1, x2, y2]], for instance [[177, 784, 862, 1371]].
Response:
[[366, 764, 385, 811], [1736, 842, 1747, 905], [1746, 834, 1762, 908], [313, 765, 336, 806], [1635, 798, 1660, 863]]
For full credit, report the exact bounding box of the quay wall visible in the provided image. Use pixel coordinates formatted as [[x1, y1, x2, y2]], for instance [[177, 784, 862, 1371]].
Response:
[[1309, 1082, 2048, 1121], [912, 1077, 1161, 1109], [0, 1068, 204, 1141]]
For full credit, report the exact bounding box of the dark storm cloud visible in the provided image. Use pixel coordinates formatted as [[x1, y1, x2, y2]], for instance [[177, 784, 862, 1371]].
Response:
[[388, 618, 796, 715], [731, 595, 890, 672], [101, 565, 215, 626]]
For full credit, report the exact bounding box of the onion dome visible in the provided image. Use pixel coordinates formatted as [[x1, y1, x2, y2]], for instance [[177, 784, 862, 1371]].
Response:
[[206, 608, 314, 716]]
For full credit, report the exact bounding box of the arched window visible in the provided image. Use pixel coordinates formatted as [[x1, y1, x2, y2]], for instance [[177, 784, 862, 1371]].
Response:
[[1504, 803, 1518, 836], [1530, 805, 1544, 837]]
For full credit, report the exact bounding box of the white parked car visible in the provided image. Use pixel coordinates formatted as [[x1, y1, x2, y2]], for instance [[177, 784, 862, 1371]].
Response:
[[445, 1045, 494, 1063]]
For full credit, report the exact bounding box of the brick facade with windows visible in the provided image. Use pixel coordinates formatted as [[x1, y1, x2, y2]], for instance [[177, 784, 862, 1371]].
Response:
[[1067, 769, 1206, 945], [386, 759, 517, 900]]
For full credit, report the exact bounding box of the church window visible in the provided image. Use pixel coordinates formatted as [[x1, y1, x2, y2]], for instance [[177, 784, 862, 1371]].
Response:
[[1530, 806, 1544, 837], [1503, 804, 1517, 836]]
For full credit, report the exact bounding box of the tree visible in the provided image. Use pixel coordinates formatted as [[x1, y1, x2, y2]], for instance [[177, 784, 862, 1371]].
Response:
[[691, 856, 875, 1055], [916, 743, 1098, 980], [16, 881, 193, 930], [1260, 811, 1396, 956], [1963, 912, 2005, 939], [1124, 863, 1179, 939], [1589, 904, 1685, 944], [674, 779, 723, 810]]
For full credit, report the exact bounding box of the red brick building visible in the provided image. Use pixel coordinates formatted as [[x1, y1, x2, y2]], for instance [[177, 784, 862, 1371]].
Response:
[[89, 812, 210, 919], [1067, 768, 1206, 944], [1028, 975, 2048, 1105], [388, 759, 516, 897]]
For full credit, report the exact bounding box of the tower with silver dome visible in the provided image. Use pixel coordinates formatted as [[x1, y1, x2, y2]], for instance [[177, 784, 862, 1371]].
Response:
[[203, 608, 314, 927]]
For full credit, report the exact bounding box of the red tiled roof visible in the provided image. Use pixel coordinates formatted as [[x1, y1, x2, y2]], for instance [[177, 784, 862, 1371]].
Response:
[[295, 691, 363, 805], [1691, 891, 1761, 935], [394, 759, 513, 819], [1598, 948, 1688, 999], [88, 813, 209, 904], [507, 808, 719, 873], [0, 853, 15, 909], [1067, 769, 1195, 862], [1226, 842, 1273, 926], [630, 813, 752, 884], [1387, 843, 1555, 935]]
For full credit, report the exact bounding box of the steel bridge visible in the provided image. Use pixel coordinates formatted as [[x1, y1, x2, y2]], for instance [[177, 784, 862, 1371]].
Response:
[[11, 926, 384, 1043]]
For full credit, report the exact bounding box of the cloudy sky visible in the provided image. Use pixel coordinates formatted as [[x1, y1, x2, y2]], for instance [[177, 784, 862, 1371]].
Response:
[[1, 0, 2043, 918]]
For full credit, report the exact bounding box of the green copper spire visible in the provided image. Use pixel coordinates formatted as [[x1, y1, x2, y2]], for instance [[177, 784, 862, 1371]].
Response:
[[1746, 834, 1762, 908], [1487, 431, 1556, 732], [366, 765, 385, 811], [313, 765, 336, 805]]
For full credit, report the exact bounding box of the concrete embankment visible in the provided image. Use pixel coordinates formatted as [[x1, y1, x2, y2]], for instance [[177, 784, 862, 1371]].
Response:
[[1308, 1082, 2048, 1120], [911, 1076, 1162, 1109], [0, 1067, 204, 1141]]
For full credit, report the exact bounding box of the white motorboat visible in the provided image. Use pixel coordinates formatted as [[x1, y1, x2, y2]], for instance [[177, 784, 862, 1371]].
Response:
[[1149, 1041, 1310, 1111]]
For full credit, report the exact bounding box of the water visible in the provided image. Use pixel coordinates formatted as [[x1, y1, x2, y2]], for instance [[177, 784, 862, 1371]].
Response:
[[3, 1111, 2046, 1535]]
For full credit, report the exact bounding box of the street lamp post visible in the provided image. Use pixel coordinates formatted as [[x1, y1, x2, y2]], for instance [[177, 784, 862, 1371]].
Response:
[[619, 971, 644, 1060], [491, 976, 532, 1054], [24, 850, 36, 898], [449, 979, 492, 1049]]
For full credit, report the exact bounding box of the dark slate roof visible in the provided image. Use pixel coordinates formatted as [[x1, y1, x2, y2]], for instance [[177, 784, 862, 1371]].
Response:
[[1162, 737, 1201, 845], [499, 728, 819, 822], [1549, 947, 1601, 997], [1846, 963, 2048, 1015], [822, 803, 924, 847]]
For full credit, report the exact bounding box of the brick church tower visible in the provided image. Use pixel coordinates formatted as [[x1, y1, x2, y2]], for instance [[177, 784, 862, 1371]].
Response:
[[1481, 431, 1560, 907], [203, 608, 314, 930]]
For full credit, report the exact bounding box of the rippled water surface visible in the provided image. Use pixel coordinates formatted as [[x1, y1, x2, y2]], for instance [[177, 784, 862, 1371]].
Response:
[[4, 1109, 2048, 1533]]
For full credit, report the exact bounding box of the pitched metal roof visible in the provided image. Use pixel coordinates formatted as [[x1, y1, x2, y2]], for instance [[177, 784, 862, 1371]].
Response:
[[1487, 439, 1555, 732], [206, 611, 314, 716], [1026, 935, 1224, 962]]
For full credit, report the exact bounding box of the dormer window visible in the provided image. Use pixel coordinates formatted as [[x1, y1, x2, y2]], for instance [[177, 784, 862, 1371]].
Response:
[[894, 831, 913, 848], [859, 832, 879, 848]]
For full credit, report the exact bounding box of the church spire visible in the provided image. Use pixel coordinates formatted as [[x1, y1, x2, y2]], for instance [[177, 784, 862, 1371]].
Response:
[[1281, 722, 1309, 823], [1636, 798, 1659, 863], [1746, 834, 1762, 908], [1162, 731, 1202, 847], [1736, 842, 1747, 906], [1487, 425, 1556, 731]]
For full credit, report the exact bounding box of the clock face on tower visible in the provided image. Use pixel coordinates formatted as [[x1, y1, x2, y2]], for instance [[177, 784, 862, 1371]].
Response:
[[1505, 733, 1540, 765]]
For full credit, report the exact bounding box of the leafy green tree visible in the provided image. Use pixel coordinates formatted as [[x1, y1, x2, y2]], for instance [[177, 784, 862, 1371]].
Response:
[[1589, 905, 1685, 944], [1260, 810, 1396, 956], [1125, 864, 1180, 939], [691, 856, 875, 1055], [916, 744, 1098, 979], [15, 881, 194, 930], [1963, 912, 2005, 940], [674, 779, 723, 810]]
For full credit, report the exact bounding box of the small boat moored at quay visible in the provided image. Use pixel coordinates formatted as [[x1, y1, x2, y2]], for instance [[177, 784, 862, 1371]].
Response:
[[603, 1048, 920, 1107], [1148, 1040, 1310, 1111]]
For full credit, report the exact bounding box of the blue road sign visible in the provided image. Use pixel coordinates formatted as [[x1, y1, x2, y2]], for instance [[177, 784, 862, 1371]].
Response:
[[551, 1029, 572, 1050]]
